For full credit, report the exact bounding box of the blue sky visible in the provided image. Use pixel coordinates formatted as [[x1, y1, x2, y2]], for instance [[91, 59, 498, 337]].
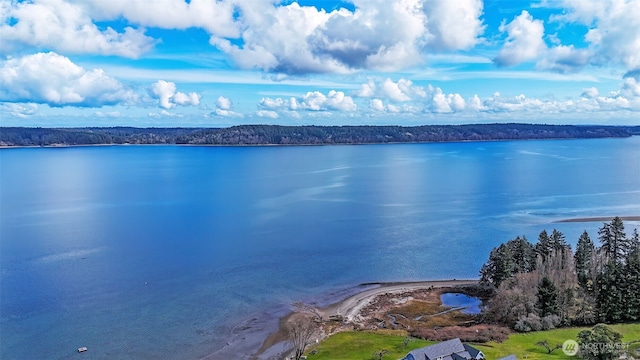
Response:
[[1, 0, 639, 127]]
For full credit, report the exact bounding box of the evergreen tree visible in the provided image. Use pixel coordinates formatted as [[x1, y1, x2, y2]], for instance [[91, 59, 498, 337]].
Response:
[[536, 230, 552, 263], [537, 277, 559, 317], [630, 228, 640, 254], [480, 243, 515, 287], [598, 217, 628, 264], [550, 229, 569, 251], [574, 231, 595, 290], [623, 239, 640, 320], [596, 261, 625, 322], [507, 236, 537, 273]]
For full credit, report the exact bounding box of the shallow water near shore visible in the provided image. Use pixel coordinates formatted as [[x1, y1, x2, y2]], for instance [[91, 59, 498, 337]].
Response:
[[1, 137, 639, 359]]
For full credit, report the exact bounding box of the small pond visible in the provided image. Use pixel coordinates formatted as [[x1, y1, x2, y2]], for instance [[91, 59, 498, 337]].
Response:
[[440, 293, 482, 314]]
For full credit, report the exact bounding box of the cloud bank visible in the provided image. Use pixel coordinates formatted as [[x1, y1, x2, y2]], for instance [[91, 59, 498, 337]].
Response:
[[0, 52, 137, 107]]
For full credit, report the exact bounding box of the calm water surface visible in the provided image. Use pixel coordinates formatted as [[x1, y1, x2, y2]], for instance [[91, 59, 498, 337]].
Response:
[[440, 293, 482, 315], [1, 138, 639, 359]]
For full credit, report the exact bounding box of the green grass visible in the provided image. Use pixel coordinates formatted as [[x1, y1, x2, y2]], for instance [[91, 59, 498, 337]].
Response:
[[475, 323, 640, 360], [307, 323, 640, 360], [306, 331, 434, 360]]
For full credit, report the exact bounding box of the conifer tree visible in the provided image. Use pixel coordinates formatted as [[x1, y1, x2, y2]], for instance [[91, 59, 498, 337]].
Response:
[[507, 236, 537, 273], [598, 217, 628, 264], [480, 243, 515, 287], [630, 228, 640, 254], [574, 231, 595, 289], [536, 230, 552, 263], [623, 232, 640, 320], [596, 261, 625, 322], [537, 277, 559, 317], [550, 229, 569, 250]]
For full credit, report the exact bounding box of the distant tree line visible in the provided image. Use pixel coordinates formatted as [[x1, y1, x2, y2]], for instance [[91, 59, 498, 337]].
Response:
[[1, 124, 639, 146], [480, 217, 640, 331]]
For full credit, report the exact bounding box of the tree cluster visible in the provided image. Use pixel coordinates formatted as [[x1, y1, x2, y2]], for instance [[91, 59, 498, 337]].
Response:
[[480, 217, 640, 331], [2, 124, 639, 146]]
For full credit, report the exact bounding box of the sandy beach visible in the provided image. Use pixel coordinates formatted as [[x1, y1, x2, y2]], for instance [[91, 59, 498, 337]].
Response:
[[253, 279, 478, 359], [318, 280, 478, 322]]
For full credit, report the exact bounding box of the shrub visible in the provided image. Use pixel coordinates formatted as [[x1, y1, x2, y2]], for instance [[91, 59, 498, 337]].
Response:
[[514, 313, 542, 332], [409, 325, 510, 343], [540, 315, 561, 330]]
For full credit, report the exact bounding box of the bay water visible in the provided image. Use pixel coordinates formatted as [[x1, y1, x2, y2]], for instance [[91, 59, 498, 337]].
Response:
[[1, 137, 639, 359]]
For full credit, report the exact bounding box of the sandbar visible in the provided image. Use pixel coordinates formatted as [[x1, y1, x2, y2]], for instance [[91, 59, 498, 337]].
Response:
[[555, 216, 640, 223]]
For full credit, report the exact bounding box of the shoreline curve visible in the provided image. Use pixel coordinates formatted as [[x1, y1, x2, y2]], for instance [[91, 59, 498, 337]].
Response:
[[256, 279, 478, 359]]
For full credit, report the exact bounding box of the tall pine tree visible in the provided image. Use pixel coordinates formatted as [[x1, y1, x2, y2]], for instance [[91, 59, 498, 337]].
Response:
[[598, 217, 628, 264], [550, 229, 569, 250], [536, 230, 552, 263], [537, 277, 559, 317], [507, 236, 537, 273], [574, 231, 595, 290], [623, 231, 640, 320], [596, 261, 625, 322], [479, 243, 515, 287]]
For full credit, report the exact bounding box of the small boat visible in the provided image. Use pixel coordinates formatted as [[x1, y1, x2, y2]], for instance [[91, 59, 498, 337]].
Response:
[[77, 347, 88, 353]]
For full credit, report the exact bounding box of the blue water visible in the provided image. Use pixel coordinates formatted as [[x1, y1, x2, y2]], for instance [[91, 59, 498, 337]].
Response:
[[1, 138, 639, 359], [440, 293, 482, 315]]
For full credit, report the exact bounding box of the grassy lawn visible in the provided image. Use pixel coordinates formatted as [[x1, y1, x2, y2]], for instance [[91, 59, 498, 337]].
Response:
[[307, 323, 640, 360], [305, 331, 435, 360], [475, 323, 640, 359]]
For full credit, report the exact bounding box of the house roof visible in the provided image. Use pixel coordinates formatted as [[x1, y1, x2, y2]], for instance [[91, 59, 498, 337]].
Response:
[[464, 343, 482, 358], [497, 355, 518, 360], [406, 338, 481, 360]]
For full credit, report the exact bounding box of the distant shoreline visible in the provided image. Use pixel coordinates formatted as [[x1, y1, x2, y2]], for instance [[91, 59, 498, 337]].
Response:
[[1, 135, 638, 150], [2, 124, 639, 147], [555, 216, 640, 223]]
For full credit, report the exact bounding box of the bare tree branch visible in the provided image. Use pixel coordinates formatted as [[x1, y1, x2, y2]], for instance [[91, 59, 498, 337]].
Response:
[[287, 315, 317, 360]]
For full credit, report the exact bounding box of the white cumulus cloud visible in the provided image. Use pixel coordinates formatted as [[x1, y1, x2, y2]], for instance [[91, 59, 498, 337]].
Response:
[[75, 0, 240, 38], [429, 87, 466, 113], [212, 95, 241, 117], [357, 78, 426, 102], [536, 45, 591, 73], [0, 52, 137, 107], [1, 0, 487, 74], [212, 0, 485, 74], [0, 0, 155, 58], [494, 10, 546, 67], [150, 80, 200, 109], [216, 96, 232, 111], [581, 87, 599, 99], [422, 0, 485, 51], [554, 0, 640, 71], [260, 90, 356, 114], [256, 109, 279, 119]]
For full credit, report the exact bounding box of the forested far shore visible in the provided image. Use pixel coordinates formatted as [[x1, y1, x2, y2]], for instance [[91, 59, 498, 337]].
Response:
[[1, 123, 640, 146]]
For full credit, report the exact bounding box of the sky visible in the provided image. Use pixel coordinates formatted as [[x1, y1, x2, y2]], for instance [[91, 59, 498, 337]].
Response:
[[1, 0, 640, 127]]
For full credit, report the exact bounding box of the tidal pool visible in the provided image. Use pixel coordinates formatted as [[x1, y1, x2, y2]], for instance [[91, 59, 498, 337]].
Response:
[[440, 293, 482, 314]]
